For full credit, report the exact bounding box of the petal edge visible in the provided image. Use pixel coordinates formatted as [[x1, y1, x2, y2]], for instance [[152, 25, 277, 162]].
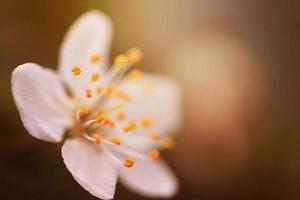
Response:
[[120, 159, 178, 198], [62, 138, 119, 200], [12, 63, 72, 142]]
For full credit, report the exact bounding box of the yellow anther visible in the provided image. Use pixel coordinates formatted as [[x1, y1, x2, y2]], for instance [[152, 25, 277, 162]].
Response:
[[86, 89, 92, 98], [113, 54, 129, 67], [113, 90, 130, 101], [128, 69, 142, 81], [117, 112, 126, 121], [115, 104, 124, 110], [161, 137, 176, 150], [95, 86, 103, 94], [71, 66, 81, 75], [110, 137, 121, 145], [90, 72, 100, 82], [122, 126, 131, 132], [131, 121, 137, 129], [122, 121, 137, 132], [90, 53, 101, 64], [105, 84, 115, 95], [92, 134, 101, 144], [149, 149, 160, 160], [141, 117, 153, 128], [126, 47, 142, 64], [79, 103, 89, 114], [105, 104, 124, 114], [145, 81, 154, 94], [124, 158, 134, 168], [149, 131, 160, 140]]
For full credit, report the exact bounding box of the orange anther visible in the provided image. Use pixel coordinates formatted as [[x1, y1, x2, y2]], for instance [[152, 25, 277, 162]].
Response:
[[79, 103, 89, 114], [92, 134, 101, 144], [86, 89, 92, 98], [117, 112, 126, 121], [141, 117, 153, 128], [90, 53, 101, 64], [122, 121, 137, 132], [90, 72, 100, 82], [124, 158, 134, 168], [110, 137, 121, 145], [149, 131, 160, 140], [149, 149, 160, 160], [95, 86, 103, 94], [96, 115, 106, 123], [71, 66, 81, 75]]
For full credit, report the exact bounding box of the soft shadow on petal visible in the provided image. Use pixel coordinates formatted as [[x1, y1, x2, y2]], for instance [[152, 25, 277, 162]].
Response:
[[120, 159, 178, 198], [62, 138, 119, 200], [58, 10, 113, 105], [12, 63, 72, 142]]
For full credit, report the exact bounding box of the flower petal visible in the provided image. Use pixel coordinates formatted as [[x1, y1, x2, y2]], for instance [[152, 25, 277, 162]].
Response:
[[58, 10, 113, 104], [62, 138, 119, 200], [12, 63, 73, 142], [104, 74, 181, 151], [119, 74, 182, 135], [120, 159, 178, 198]]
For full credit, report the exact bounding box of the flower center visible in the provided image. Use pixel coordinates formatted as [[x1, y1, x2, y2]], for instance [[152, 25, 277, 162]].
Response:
[[69, 48, 175, 168]]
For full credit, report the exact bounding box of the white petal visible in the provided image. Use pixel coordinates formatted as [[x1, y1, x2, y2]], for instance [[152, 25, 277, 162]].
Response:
[[58, 10, 113, 104], [119, 74, 182, 135], [120, 159, 178, 198], [103, 142, 149, 161], [62, 138, 119, 200], [12, 63, 72, 142], [104, 74, 181, 151]]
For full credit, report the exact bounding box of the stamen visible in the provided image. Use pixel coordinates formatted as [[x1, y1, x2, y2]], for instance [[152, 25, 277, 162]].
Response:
[[128, 69, 142, 81], [86, 89, 92, 98], [90, 72, 100, 82], [113, 90, 130, 101], [92, 134, 101, 144], [71, 66, 81, 75], [124, 158, 135, 168], [79, 103, 89, 114], [114, 54, 129, 67], [161, 137, 176, 150], [96, 115, 115, 128], [90, 53, 101, 64], [141, 117, 153, 128], [122, 121, 137, 132], [95, 86, 103, 94], [105, 84, 115, 95], [117, 112, 126, 121], [126, 47, 142, 64], [83, 119, 97, 128], [96, 114, 106, 124], [105, 104, 124, 114], [110, 137, 121, 145], [149, 131, 160, 140], [149, 149, 160, 160]]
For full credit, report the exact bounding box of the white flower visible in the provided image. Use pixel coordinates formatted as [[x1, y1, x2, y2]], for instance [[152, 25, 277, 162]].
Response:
[[11, 10, 181, 200]]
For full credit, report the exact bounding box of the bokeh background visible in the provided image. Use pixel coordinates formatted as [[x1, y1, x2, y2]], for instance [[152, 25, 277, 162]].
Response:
[[1, 0, 300, 199]]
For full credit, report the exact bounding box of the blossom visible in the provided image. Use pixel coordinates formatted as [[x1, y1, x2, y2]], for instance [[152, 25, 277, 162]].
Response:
[[11, 10, 181, 199]]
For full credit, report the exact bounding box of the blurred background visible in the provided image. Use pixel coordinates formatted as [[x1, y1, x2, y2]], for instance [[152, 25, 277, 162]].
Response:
[[0, 0, 300, 199]]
